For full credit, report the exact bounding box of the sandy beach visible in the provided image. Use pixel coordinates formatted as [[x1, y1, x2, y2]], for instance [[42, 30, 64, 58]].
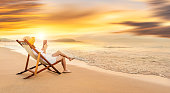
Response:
[[0, 47, 170, 93], [2, 41, 170, 79]]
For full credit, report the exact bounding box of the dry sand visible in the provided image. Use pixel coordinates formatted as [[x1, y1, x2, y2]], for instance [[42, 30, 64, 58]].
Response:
[[0, 47, 170, 93]]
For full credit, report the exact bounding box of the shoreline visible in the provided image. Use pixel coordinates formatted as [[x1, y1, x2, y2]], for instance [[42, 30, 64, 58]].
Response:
[[0, 47, 170, 93], [2, 46, 170, 87], [69, 60, 170, 87], [1, 42, 170, 79]]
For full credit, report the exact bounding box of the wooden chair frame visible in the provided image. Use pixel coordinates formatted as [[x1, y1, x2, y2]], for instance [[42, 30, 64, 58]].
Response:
[[16, 39, 61, 79]]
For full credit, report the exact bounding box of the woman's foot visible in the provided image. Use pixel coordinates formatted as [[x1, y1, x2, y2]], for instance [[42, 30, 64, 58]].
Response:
[[68, 57, 75, 61], [63, 69, 71, 73]]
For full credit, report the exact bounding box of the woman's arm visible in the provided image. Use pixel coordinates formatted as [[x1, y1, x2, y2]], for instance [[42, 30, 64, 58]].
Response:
[[42, 40, 48, 54], [42, 49, 46, 54], [41, 45, 47, 54]]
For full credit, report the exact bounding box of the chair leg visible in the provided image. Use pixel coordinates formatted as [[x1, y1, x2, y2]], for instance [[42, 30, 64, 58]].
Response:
[[23, 67, 61, 79], [18, 62, 61, 79], [34, 52, 40, 75], [25, 54, 30, 70], [16, 70, 27, 75], [16, 64, 42, 75], [23, 65, 51, 79], [51, 65, 61, 74], [23, 74, 34, 79], [43, 64, 53, 71], [23, 67, 47, 79], [42, 65, 59, 73]]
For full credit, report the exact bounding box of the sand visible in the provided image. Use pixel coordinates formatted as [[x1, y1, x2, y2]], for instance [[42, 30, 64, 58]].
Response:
[[0, 47, 170, 93]]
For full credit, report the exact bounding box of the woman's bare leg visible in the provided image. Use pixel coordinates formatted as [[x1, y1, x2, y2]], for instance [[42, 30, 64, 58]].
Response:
[[61, 57, 67, 71], [52, 50, 74, 61], [52, 50, 67, 57], [55, 56, 70, 72]]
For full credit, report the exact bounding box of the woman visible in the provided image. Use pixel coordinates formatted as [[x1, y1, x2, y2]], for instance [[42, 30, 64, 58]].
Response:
[[41, 40, 74, 73], [24, 36, 74, 73]]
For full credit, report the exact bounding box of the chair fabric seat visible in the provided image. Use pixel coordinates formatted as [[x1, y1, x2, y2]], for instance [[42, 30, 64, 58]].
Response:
[[22, 44, 57, 65], [32, 48, 57, 64]]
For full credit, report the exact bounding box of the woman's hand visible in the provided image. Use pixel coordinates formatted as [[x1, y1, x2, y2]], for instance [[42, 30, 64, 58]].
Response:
[[42, 44, 47, 54], [44, 44, 48, 50]]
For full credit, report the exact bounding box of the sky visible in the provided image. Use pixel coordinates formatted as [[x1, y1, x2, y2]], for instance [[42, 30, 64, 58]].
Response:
[[0, 0, 170, 43]]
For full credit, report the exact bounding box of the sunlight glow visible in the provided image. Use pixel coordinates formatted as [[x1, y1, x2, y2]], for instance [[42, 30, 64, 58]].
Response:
[[36, 33, 45, 40], [161, 22, 170, 26]]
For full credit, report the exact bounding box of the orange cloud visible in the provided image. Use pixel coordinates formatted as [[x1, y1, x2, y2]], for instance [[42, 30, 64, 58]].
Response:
[[111, 21, 170, 38], [0, 0, 43, 32], [1, 0, 168, 39]]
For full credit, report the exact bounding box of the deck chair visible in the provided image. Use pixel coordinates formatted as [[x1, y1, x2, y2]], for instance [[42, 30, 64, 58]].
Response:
[[16, 39, 61, 79]]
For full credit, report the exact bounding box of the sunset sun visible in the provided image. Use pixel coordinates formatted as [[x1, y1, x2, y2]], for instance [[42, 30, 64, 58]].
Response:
[[36, 33, 45, 40]]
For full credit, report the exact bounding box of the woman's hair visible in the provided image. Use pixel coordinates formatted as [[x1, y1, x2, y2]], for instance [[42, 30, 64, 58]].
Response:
[[43, 40, 47, 48]]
